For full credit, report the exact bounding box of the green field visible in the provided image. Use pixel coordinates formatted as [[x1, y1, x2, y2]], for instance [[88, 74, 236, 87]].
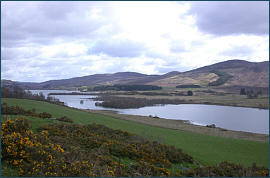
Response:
[[1, 98, 269, 168]]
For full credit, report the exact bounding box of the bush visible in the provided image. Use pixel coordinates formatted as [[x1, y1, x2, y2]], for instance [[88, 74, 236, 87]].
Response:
[[246, 91, 258, 99], [240, 88, 246, 95], [175, 161, 269, 177], [187, 91, 193, 96], [2, 117, 268, 177], [1, 103, 53, 119], [1, 117, 64, 170], [56, 116, 73, 123]]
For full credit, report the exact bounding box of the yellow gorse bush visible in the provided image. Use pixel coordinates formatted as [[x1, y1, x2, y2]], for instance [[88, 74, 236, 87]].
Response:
[[1, 116, 268, 177], [1, 117, 68, 176]]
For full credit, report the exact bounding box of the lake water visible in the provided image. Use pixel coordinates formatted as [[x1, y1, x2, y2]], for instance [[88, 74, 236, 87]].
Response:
[[30, 90, 269, 134]]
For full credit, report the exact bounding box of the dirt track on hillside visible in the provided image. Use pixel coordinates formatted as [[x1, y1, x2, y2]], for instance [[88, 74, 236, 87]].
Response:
[[82, 109, 269, 142]]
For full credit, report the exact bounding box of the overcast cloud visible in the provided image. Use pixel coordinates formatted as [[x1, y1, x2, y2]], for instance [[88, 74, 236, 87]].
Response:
[[188, 1, 269, 36], [1, 1, 269, 82]]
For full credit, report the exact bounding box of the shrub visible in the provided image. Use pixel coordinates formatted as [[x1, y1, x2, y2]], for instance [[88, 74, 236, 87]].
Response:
[[246, 91, 258, 99], [1, 103, 52, 119], [187, 90, 193, 96], [56, 116, 73, 123], [2, 117, 268, 177], [1, 117, 64, 171], [240, 88, 246, 95], [175, 161, 269, 177]]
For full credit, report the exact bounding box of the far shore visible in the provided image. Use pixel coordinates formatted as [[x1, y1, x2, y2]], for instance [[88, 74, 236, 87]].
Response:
[[44, 90, 269, 110], [82, 109, 269, 142]]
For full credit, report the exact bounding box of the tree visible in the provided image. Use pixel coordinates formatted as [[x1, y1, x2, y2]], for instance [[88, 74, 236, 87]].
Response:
[[39, 92, 45, 100], [247, 90, 258, 99], [187, 90, 193, 96], [240, 88, 246, 95], [13, 86, 25, 98], [1, 87, 15, 98], [257, 90, 263, 95]]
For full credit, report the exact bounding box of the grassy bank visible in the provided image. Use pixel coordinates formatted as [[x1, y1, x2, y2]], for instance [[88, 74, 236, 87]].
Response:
[[1, 98, 269, 167]]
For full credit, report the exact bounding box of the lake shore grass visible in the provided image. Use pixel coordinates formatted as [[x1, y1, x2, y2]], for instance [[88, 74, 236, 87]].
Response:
[[1, 98, 269, 167], [105, 89, 269, 109]]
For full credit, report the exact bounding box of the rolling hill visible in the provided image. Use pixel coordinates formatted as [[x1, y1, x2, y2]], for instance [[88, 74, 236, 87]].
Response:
[[143, 60, 269, 88], [2, 60, 269, 91]]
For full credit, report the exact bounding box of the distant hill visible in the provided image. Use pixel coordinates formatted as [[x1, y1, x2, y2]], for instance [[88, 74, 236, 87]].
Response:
[[9, 72, 156, 89], [1, 79, 16, 89], [144, 60, 269, 88], [2, 60, 269, 91]]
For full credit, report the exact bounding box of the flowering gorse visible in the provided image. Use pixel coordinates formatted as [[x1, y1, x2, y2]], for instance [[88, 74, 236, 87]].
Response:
[[1, 116, 268, 177]]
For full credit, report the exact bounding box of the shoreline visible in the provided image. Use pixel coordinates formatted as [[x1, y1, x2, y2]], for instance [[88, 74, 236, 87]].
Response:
[[35, 90, 269, 109], [81, 109, 269, 142], [91, 101, 270, 110]]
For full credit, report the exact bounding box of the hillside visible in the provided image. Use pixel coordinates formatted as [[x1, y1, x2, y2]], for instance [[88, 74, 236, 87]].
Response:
[[144, 60, 269, 89], [6, 72, 155, 90], [2, 60, 269, 90]]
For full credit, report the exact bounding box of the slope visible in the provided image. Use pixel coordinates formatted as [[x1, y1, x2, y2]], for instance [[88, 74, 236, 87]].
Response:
[[146, 60, 269, 88], [3, 59, 269, 90]]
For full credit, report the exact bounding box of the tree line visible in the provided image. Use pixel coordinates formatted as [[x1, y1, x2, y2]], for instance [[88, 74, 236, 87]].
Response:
[[85, 84, 163, 91], [176, 85, 201, 88], [1, 86, 64, 105], [240, 88, 264, 99]]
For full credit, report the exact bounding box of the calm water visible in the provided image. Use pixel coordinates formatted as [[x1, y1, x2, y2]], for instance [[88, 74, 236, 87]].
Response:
[[30, 90, 269, 134]]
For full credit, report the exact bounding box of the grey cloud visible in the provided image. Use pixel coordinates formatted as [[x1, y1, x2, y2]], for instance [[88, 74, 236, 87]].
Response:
[[89, 40, 147, 58], [219, 45, 254, 57], [188, 1, 269, 36], [1, 47, 42, 61], [38, 1, 80, 20], [1, 48, 20, 60], [1, 1, 117, 48]]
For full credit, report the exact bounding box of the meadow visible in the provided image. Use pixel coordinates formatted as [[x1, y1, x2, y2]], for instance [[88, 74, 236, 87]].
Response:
[[1, 98, 269, 176]]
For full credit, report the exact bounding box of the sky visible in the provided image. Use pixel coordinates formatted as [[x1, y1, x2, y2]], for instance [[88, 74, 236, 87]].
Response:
[[1, 1, 269, 83]]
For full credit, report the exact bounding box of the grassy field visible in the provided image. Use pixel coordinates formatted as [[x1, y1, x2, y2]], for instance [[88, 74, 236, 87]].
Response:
[[1, 98, 269, 168], [112, 87, 269, 109]]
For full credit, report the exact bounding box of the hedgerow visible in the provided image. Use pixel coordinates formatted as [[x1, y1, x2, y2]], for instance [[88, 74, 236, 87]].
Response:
[[1, 103, 73, 123], [1, 102, 52, 118], [176, 85, 201, 88]]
